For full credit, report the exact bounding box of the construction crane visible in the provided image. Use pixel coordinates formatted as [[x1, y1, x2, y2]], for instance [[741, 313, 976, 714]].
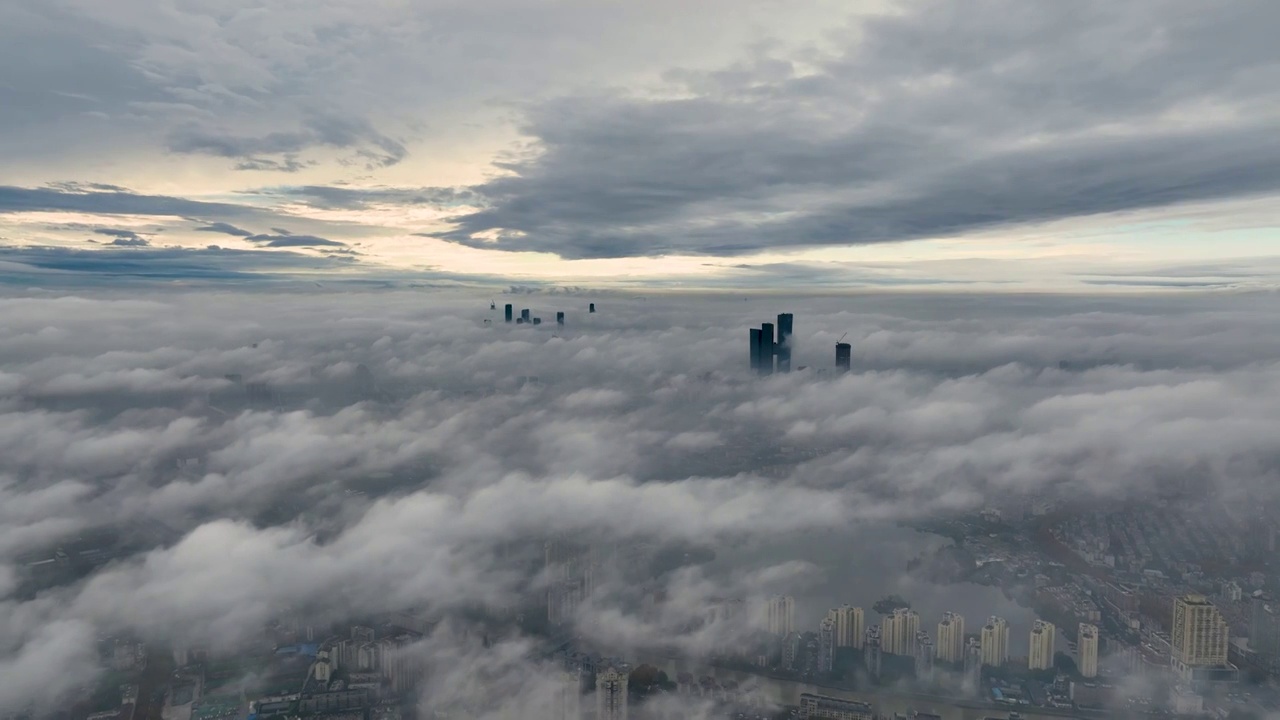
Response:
[[837, 332, 847, 346]]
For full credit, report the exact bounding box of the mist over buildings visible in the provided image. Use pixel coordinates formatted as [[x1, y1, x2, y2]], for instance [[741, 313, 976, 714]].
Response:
[[2, 288, 1280, 714]]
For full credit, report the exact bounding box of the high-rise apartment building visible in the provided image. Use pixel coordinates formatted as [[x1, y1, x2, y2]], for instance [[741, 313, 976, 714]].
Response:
[[827, 606, 865, 649], [881, 608, 920, 656], [1172, 594, 1228, 673], [964, 637, 982, 686], [1078, 623, 1099, 679], [521, 308, 531, 323], [914, 631, 934, 674], [936, 612, 966, 663], [980, 616, 1010, 667], [864, 626, 882, 680], [818, 618, 836, 674], [1029, 620, 1056, 671], [504, 304, 513, 322], [767, 595, 795, 636], [596, 666, 628, 720]]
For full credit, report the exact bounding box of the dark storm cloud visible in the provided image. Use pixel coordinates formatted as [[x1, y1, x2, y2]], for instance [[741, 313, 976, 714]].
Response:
[[168, 115, 408, 171], [0, 184, 257, 219], [0, 245, 350, 282], [245, 232, 346, 248], [435, 0, 1280, 258], [257, 184, 480, 210], [193, 222, 254, 237], [2, 289, 1280, 710]]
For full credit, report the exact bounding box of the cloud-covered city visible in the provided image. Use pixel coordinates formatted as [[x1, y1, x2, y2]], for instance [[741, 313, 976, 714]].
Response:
[[3, 288, 1280, 718]]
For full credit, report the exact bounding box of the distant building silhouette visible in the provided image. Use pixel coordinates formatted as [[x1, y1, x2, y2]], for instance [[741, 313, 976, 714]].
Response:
[[760, 322, 775, 375], [533, 318, 542, 325], [776, 313, 793, 372], [504, 304, 513, 323], [556, 311, 565, 326], [750, 328, 763, 371], [521, 309, 531, 323], [836, 342, 851, 372], [589, 303, 596, 313]]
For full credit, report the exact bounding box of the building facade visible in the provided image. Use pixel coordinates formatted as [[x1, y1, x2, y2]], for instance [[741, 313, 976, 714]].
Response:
[[595, 666, 629, 720], [767, 595, 795, 636], [881, 608, 920, 656], [1078, 623, 1099, 679], [827, 606, 865, 649], [1029, 620, 1056, 671], [980, 616, 1010, 667], [1172, 594, 1228, 675], [936, 612, 965, 664]]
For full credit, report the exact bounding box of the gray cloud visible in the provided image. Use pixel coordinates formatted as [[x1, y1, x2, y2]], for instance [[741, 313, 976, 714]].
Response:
[[168, 115, 408, 171], [245, 232, 346, 248], [0, 184, 258, 219], [193, 221, 253, 237], [434, 0, 1280, 258]]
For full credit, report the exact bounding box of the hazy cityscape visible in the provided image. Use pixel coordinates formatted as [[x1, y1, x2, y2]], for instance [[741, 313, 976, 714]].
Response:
[[4, 1, 1280, 720], [3, 290, 1280, 720]]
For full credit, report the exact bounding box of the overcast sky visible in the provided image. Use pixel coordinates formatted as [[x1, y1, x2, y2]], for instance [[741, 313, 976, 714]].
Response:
[[2, 0, 1278, 289]]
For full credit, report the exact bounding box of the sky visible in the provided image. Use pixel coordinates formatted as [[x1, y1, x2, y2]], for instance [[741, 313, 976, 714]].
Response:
[[2, 0, 1279, 289], [3, 288, 1280, 712]]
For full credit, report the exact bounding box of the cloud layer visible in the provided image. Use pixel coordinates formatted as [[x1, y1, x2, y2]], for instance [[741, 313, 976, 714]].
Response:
[[2, 288, 1280, 710]]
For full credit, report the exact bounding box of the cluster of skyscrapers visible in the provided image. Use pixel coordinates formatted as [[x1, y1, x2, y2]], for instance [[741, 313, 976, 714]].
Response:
[[749, 313, 793, 374], [503, 302, 592, 326]]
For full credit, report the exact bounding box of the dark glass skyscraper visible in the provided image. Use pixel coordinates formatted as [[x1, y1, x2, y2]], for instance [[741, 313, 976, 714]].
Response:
[[749, 328, 763, 371], [589, 303, 596, 313], [556, 311, 565, 325], [836, 342, 851, 371], [776, 313, 793, 372], [504, 304, 513, 323], [521, 308, 531, 323], [760, 322, 775, 375]]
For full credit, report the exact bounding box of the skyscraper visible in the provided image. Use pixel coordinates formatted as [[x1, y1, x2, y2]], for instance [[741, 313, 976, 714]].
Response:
[[836, 342, 851, 372], [980, 616, 1009, 667], [827, 606, 864, 649], [818, 617, 836, 674], [881, 608, 920, 656], [759, 322, 775, 375], [749, 328, 763, 371], [915, 631, 934, 674], [964, 637, 982, 686], [504, 304, 513, 323], [776, 313, 793, 373], [936, 612, 966, 663], [1172, 594, 1228, 675], [556, 311, 565, 326], [589, 303, 596, 313], [864, 626, 882, 680], [595, 666, 628, 720], [533, 318, 542, 325], [521, 308, 531, 323], [766, 595, 795, 636], [1078, 623, 1099, 679], [1029, 620, 1056, 671]]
